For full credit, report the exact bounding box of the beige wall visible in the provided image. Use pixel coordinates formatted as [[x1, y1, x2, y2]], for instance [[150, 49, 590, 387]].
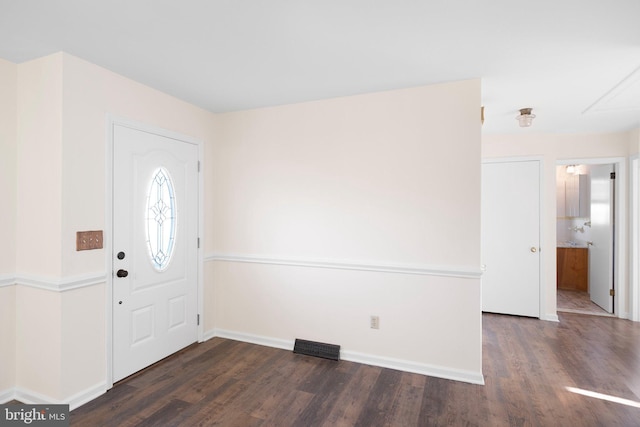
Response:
[[8, 53, 218, 404], [6, 52, 484, 402], [482, 131, 634, 319], [60, 54, 218, 276], [630, 128, 640, 155], [210, 80, 483, 379], [0, 286, 16, 395], [0, 58, 17, 396], [15, 286, 61, 398], [16, 54, 63, 277], [0, 58, 16, 275]]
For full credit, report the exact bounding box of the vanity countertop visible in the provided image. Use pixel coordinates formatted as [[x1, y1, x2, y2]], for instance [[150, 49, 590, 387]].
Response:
[[557, 241, 589, 249]]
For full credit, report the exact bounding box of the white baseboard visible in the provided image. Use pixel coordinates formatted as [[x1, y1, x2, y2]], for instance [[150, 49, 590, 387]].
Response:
[[66, 382, 108, 411], [202, 328, 217, 342], [342, 350, 484, 385], [0, 388, 15, 403], [12, 387, 58, 406], [9, 382, 107, 411], [543, 313, 560, 322], [212, 329, 293, 351], [208, 329, 484, 385]]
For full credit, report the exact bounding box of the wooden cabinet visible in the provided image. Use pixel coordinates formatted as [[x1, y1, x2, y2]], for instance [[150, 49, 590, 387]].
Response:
[[557, 247, 588, 291]]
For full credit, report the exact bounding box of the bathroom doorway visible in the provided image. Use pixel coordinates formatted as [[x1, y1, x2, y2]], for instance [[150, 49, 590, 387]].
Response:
[[556, 161, 617, 316]]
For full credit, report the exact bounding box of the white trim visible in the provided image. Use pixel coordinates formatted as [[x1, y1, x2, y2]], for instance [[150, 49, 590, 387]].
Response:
[[11, 382, 106, 411], [542, 314, 560, 322], [202, 328, 217, 342], [0, 388, 14, 404], [197, 139, 205, 343], [209, 329, 484, 385], [341, 350, 484, 385], [105, 115, 204, 389], [204, 253, 482, 279], [6, 273, 106, 292], [105, 114, 114, 390], [65, 382, 108, 411], [630, 155, 639, 322], [0, 274, 15, 287], [483, 155, 545, 164], [212, 329, 292, 351]]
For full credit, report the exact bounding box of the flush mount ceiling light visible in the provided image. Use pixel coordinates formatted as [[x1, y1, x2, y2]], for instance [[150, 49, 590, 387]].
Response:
[[516, 108, 536, 127]]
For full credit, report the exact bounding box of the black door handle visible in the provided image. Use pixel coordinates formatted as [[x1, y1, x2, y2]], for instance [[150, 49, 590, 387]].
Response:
[[116, 269, 129, 278]]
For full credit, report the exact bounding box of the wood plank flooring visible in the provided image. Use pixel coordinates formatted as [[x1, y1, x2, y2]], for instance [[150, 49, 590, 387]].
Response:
[[70, 313, 640, 426], [557, 289, 614, 316]]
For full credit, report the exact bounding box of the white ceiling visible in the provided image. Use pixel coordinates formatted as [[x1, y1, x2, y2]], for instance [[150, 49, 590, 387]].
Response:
[[1, 0, 639, 134]]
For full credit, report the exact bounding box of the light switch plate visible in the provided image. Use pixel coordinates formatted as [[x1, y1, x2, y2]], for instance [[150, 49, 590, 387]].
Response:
[[76, 230, 103, 251]]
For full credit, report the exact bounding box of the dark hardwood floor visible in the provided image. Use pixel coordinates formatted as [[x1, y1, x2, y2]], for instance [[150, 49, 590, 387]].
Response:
[[70, 313, 640, 426]]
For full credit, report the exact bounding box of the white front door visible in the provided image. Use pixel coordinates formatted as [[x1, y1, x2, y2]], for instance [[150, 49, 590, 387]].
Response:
[[589, 164, 614, 313], [481, 160, 541, 317], [113, 124, 199, 382]]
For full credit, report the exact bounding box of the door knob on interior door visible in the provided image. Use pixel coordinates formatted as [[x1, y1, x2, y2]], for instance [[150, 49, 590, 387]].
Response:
[[530, 247, 537, 253], [116, 269, 129, 278]]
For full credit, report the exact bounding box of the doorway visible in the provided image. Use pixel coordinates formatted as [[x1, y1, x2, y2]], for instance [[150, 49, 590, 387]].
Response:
[[556, 160, 621, 317], [481, 159, 541, 318], [108, 119, 202, 384]]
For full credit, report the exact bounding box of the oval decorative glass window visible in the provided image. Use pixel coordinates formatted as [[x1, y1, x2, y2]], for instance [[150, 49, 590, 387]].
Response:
[[145, 167, 177, 271]]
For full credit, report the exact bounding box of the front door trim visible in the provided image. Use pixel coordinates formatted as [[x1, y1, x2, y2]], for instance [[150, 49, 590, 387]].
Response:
[[105, 115, 204, 389]]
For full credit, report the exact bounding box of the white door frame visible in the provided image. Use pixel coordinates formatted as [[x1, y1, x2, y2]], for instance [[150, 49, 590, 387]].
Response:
[[630, 155, 639, 321], [105, 115, 204, 389], [481, 156, 545, 319], [557, 157, 628, 319]]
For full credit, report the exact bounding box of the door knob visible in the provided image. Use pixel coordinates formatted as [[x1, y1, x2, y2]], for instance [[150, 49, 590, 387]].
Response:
[[587, 241, 593, 246], [116, 269, 129, 278], [530, 247, 537, 253]]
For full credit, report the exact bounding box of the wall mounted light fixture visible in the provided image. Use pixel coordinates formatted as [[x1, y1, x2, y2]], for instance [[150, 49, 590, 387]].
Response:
[[516, 108, 536, 127]]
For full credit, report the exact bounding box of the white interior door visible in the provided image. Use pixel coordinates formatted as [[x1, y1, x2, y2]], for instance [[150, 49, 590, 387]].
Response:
[[481, 160, 540, 317], [113, 124, 199, 382], [589, 164, 614, 313]]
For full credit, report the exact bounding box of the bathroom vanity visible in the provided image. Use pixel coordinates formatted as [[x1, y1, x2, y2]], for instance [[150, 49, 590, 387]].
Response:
[[556, 245, 588, 291]]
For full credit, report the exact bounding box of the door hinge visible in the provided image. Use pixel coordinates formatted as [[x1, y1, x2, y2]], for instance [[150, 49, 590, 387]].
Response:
[[197, 237, 200, 248], [198, 161, 201, 172], [610, 172, 616, 179], [197, 314, 200, 325], [610, 289, 615, 296]]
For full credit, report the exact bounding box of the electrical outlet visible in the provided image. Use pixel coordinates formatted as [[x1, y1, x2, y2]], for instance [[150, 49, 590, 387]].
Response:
[[76, 230, 103, 251], [370, 315, 380, 329]]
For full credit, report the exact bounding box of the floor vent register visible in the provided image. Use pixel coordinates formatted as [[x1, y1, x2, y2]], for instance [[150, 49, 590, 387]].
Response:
[[293, 338, 340, 361]]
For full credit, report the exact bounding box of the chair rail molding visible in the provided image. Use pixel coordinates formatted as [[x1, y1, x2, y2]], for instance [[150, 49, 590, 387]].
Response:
[[205, 253, 482, 279], [10, 272, 107, 291]]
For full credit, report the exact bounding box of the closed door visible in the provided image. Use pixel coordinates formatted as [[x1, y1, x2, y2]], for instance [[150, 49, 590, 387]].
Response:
[[481, 160, 540, 317], [113, 124, 199, 382], [589, 164, 614, 313]]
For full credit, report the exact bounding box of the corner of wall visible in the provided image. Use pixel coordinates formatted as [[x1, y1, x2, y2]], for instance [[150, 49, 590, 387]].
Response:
[[0, 285, 16, 400], [0, 57, 17, 275]]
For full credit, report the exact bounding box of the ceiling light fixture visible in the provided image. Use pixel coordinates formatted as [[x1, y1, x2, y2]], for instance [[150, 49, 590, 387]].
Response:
[[516, 108, 536, 127]]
